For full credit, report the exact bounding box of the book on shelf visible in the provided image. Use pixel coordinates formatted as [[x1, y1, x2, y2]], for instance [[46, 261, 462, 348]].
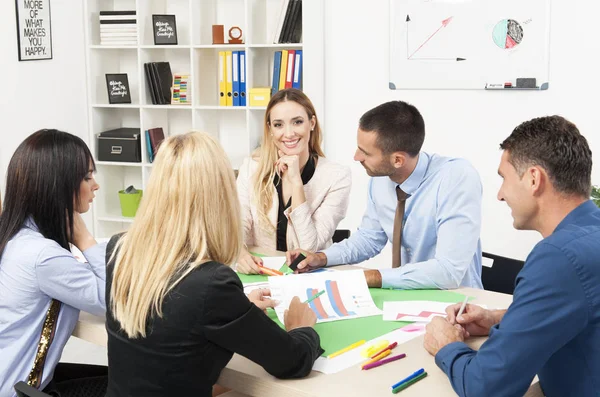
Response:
[[145, 127, 165, 162], [292, 50, 302, 89], [145, 130, 154, 163], [271, 51, 282, 97], [273, 0, 302, 44], [218, 50, 246, 107], [284, 50, 295, 89], [99, 10, 137, 46], [272, 49, 302, 94], [218, 51, 226, 106], [143, 62, 173, 105], [279, 50, 288, 90], [239, 51, 247, 106]]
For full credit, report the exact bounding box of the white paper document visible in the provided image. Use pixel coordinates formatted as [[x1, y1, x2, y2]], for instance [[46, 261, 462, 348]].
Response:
[[269, 270, 381, 324], [259, 256, 286, 270], [383, 301, 486, 322], [383, 301, 453, 322]]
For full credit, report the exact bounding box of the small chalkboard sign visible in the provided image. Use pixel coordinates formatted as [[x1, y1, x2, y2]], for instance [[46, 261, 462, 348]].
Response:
[[152, 14, 178, 45], [105, 73, 132, 104]]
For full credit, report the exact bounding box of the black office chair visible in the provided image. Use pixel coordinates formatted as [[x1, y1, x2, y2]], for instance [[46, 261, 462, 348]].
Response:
[[332, 229, 351, 244], [481, 252, 525, 295], [14, 382, 51, 397]]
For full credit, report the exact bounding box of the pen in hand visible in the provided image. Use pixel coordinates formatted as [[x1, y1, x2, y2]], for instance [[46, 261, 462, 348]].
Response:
[[456, 296, 469, 319]]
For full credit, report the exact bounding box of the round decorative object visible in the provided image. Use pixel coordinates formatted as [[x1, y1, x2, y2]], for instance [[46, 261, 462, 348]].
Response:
[[228, 26, 243, 44]]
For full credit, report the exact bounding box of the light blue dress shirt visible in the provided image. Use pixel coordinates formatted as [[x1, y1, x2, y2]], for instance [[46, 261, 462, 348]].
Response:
[[0, 220, 107, 397], [323, 152, 483, 289]]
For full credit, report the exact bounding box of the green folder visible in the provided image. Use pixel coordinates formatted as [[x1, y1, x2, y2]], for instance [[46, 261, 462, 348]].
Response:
[[236, 261, 467, 356], [265, 286, 466, 356]]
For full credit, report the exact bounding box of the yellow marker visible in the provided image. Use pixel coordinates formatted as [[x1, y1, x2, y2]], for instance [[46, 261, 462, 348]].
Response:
[[361, 340, 389, 358], [361, 349, 392, 369], [327, 340, 366, 359]]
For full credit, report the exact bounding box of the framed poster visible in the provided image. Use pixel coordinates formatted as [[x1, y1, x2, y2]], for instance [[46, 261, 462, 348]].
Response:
[[105, 73, 132, 104], [152, 14, 178, 45], [15, 0, 53, 61]]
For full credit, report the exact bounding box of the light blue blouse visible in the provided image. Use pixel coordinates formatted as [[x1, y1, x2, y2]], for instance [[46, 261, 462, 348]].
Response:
[[0, 220, 107, 397]]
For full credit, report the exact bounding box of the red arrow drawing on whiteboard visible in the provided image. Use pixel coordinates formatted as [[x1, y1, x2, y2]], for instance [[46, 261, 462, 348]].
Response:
[[408, 16, 453, 59]]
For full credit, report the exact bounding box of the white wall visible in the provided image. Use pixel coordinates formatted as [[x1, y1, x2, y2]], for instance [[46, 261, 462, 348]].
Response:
[[0, 0, 93, 224], [1, 1, 598, 261], [323, 0, 600, 263]]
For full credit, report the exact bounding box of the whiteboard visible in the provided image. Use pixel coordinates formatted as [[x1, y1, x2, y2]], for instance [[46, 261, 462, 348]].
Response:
[[389, 0, 551, 90]]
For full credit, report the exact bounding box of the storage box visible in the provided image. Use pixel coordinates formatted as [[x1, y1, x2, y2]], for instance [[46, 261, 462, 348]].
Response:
[[97, 128, 142, 163], [248, 87, 272, 107]]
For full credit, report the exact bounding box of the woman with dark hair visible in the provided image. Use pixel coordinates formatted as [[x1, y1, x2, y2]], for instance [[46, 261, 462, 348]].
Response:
[[0, 129, 107, 397]]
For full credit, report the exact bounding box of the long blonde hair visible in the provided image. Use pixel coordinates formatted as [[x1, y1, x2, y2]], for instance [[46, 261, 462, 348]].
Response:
[[252, 89, 325, 230], [110, 132, 242, 338]]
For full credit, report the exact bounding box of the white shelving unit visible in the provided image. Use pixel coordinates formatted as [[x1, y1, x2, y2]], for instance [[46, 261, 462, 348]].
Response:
[[83, 0, 324, 238]]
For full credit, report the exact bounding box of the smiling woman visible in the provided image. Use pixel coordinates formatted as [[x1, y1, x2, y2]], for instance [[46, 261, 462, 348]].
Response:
[[235, 89, 352, 275]]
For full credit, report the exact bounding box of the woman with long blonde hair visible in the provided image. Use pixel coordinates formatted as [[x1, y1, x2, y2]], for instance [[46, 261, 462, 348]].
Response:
[[105, 132, 321, 397], [236, 89, 352, 274]]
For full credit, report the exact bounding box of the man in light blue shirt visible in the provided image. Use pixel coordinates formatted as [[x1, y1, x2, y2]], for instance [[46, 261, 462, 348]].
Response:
[[288, 100, 483, 289]]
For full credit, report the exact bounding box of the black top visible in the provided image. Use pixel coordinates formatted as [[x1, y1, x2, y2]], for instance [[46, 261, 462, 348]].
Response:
[[104, 235, 322, 397], [273, 155, 316, 251]]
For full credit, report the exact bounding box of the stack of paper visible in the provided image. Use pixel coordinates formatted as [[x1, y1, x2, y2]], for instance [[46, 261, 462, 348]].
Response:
[[99, 11, 137, 46]]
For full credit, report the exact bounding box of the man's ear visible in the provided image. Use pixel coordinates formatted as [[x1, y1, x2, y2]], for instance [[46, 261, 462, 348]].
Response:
[[528, 165, 547, 196], [391, 152, 407, 169]]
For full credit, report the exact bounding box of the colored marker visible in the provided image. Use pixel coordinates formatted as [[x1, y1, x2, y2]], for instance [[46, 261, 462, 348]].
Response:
[[361, 349, 391, 369], [370, 341, 398, 359], [392, 371, 428, 393], [304, 290, 325, 304], [327, 339, 366, 359], [258, 266, 284, 276], [391, 368, 425, 389], [362, 353, 406, 370]]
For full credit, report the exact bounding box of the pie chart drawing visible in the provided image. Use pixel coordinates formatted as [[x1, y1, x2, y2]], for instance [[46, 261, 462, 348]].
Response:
[[492, 19, 524, 49]]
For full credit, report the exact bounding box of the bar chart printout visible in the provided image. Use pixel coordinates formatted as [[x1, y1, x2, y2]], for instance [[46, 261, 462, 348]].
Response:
[[269, 270, 382, 324]]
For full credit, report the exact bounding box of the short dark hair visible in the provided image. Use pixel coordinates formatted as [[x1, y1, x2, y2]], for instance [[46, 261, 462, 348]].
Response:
[[358, 100, 425, 156], [0, 129, 95, 261], [500, 116, 592, 197]]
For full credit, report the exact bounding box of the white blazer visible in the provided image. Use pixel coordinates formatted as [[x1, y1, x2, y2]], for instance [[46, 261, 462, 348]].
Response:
[[236, 156, 352, 252]]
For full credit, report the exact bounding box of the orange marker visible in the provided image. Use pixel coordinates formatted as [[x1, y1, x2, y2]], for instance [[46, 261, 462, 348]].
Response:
[[258, 266, 284, 276]]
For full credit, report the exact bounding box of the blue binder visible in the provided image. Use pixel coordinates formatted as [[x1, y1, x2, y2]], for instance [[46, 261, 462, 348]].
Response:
[[272, 51, 282, 97], [232, 51, 240, 106], [239, 50, 247, 106], [292, 50, 302, 89], [145, 130, 154, 163]]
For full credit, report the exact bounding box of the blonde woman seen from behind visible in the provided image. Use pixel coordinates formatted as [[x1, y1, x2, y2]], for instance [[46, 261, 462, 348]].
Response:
[[236, 88, 352, 274], [105, 132, 322, 397]]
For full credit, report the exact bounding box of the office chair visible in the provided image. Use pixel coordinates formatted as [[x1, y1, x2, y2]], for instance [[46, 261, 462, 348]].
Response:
[[332, 229, 351, 244], [14, 382, 51, 397], [481, 251, 525, 295]]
